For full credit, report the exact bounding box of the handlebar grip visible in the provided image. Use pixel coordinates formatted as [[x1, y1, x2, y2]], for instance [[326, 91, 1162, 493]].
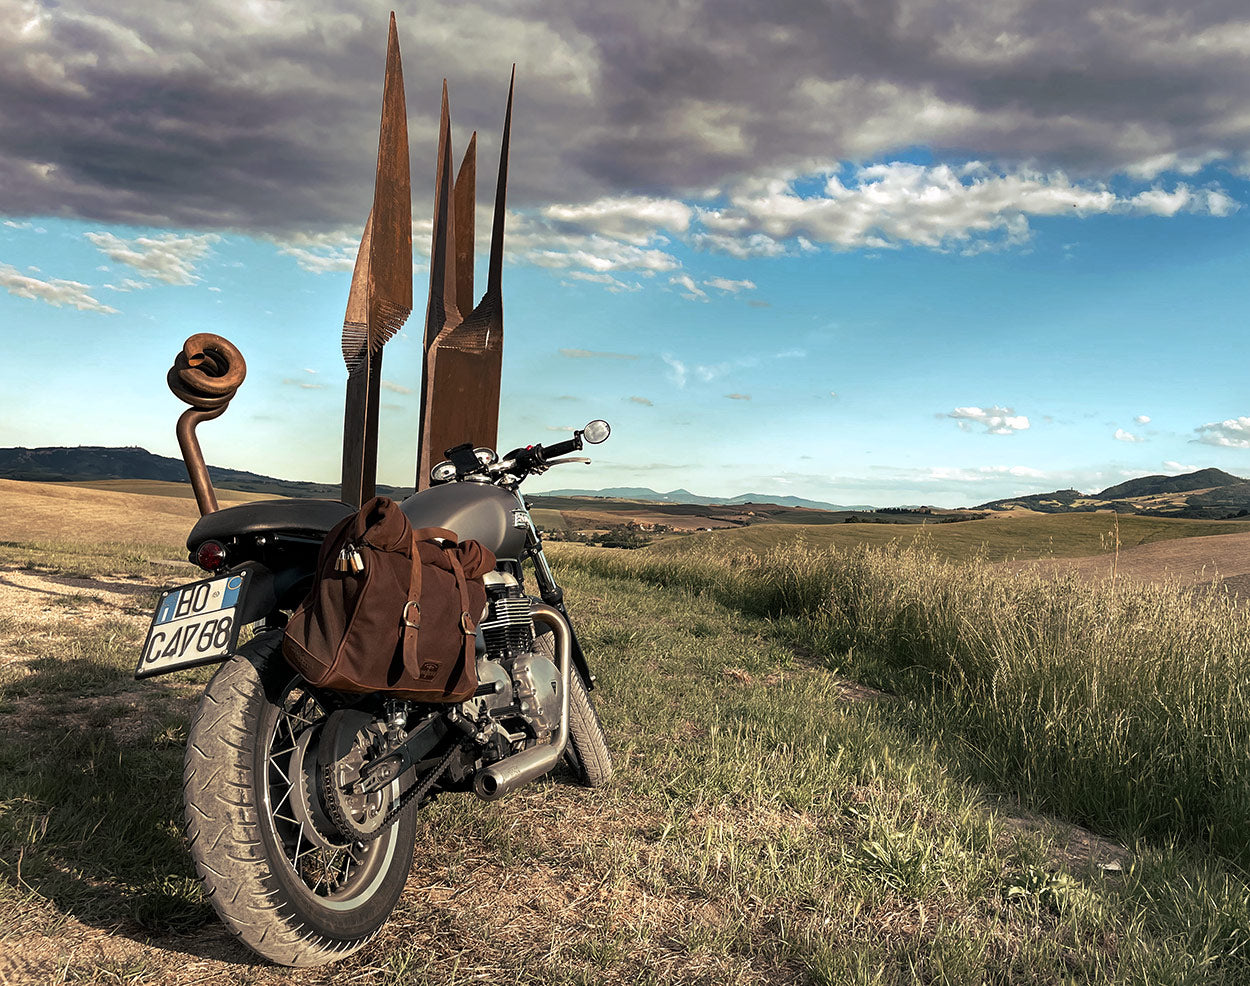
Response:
[[542, 436, 581, 459]]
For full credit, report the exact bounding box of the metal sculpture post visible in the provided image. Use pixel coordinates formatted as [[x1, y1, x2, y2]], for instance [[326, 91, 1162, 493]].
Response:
[[167, 333, 247, 516], [340, 13, 412, 508], [416, 71, 513, 490]]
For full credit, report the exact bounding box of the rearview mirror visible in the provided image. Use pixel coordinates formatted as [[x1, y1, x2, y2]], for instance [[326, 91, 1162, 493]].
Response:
[[581, 419, 611, 444]]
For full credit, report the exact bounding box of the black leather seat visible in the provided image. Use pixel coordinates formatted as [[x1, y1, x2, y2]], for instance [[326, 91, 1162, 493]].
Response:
[[186, 499, 353, 549]]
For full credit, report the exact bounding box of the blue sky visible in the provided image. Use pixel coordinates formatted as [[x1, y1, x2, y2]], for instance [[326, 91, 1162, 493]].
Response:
[[3, 1, 1249, 508]]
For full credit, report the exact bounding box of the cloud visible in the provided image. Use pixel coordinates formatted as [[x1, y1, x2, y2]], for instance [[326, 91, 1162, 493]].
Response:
[[281, 377, 328, 390], [559, 348, 638, 360], [699, 163, 1239, 254], [1114, 428, 1145, 442], [380, 380, 412, 394], [84, 231, 219, 284], [272, 230, 360, 274], [564, 270, 642, 292], [945, 405, 1029, 434], [662, 354, 688, 388], [670, 273, 708, 301], [4, 0, 1247, 249], [102, 277, 152, 292], [0, 263, 118, 314], [1194, 417, 1250, 448], [626, 395, 653, 406], [541, 196, 692, 245], [705, 276, 756, 294], [923, 464, 1048, 482], [1134, 414, 1151, 425], [725, 393, 751, 400]]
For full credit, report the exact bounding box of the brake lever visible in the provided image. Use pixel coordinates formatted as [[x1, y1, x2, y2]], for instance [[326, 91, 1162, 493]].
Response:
[[542, 457, 591, 466]]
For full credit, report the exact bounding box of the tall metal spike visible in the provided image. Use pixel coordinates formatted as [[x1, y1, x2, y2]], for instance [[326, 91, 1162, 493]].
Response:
[[341, 13, 412, 508], [454, 133, 476, 319], [487, 67, 514, 298], [416, 70, 512, 490]]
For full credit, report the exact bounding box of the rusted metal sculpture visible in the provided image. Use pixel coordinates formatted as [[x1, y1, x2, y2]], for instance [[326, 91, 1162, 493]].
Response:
[[167, 333, 247, 515], [416, 70, 513, 490], [340, 12, 412, 508]]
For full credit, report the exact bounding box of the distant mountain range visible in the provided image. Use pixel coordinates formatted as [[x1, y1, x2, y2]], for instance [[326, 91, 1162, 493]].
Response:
[[5, 446, 1248, 521], [0, 446, 865, 510], [974, 468, 1250, 519], [0, 446, 413, 500], [535, 486, 873, 512]]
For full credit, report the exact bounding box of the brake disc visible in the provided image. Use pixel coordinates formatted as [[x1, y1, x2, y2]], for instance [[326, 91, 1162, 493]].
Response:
[[318, 709, 393, 843]]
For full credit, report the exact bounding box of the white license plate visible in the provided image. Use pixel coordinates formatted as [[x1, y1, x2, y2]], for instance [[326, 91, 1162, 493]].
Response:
[[135, 572, 248, 678]]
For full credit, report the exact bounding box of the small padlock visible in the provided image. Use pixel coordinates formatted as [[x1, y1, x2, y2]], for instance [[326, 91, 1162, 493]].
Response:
[[334, 547, 350, 573], [348, 547, 365, 574]]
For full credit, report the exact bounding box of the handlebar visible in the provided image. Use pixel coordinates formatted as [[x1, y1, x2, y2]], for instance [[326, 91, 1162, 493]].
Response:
[[434, 420, 609, 487]]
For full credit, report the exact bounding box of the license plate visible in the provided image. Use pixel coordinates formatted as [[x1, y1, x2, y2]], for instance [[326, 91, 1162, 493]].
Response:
[[135, 572, 248, 679]]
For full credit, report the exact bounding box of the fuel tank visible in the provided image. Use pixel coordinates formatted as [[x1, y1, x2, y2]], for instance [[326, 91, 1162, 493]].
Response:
[[399, 483, 527, 561]]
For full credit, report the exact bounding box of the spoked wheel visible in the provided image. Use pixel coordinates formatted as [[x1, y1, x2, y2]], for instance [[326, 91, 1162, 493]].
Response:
[[183, 633, 418, 967]]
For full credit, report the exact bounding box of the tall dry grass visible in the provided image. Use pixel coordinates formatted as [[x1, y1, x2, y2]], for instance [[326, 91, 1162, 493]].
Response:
[[549, 539, 1250, 864]]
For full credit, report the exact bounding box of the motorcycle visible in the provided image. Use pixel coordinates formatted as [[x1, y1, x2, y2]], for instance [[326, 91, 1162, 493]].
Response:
[[135, 421, 613, 966]]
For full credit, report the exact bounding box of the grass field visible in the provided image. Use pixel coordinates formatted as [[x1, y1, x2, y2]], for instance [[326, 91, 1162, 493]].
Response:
[[4, 486, 1250, 982], [52, 479, 280, 502], [646, 511, 1250, 562]]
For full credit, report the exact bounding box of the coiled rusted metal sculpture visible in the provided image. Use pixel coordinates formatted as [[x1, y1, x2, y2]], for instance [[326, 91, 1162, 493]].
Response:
[[167, 333, 246, 516]]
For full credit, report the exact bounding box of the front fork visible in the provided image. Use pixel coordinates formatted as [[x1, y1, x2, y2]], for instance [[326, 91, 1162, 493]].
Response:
[[522, 510, 596, 689]]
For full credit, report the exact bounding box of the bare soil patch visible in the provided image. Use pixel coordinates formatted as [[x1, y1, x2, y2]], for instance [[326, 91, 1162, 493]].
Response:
[[1007, 530, 1250, 597]]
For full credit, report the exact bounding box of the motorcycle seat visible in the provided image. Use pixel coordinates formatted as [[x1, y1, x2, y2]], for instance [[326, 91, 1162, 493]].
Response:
[[186, 499, 354, 550]]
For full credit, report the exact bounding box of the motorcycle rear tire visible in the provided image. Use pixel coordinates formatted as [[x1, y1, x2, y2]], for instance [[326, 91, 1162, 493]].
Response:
[[183, 635, 419, 967]]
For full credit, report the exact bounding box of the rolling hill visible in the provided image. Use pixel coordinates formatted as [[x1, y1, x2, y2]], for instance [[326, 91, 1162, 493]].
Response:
[[975, 468, 1250, 519]]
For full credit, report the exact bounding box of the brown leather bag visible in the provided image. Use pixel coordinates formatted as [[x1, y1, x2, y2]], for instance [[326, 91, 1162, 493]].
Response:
[[282, 496, 496, 702]]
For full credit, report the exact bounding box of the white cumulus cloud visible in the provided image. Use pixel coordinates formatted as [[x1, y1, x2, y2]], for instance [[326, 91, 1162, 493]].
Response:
[[1194, 417, 1250, 448], [0, 262, 118, 314], [670, 273, 708, 301], [84, 231, 220, 285], [945, 405, 1030, 435], [1114, 428, 1145, 442]]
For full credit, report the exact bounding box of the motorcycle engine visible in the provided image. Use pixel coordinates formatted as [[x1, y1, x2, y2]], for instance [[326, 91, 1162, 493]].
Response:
[[461, 573, 562, 749]]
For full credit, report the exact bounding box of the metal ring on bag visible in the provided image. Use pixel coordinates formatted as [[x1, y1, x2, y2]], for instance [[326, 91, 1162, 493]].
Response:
[[460, 612, 472, 633], [402, 601, 421, 629]]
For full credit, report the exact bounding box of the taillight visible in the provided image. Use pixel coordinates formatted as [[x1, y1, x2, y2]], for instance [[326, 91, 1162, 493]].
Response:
[[195, 540, 228, 571]]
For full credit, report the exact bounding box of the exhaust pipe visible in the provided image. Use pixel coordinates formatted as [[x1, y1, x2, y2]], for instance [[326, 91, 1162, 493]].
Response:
[[473, 603, 571, 801]]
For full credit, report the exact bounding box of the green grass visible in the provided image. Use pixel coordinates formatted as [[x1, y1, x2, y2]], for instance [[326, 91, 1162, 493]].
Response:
[[645, 512, 1250, 562], [0, 538, 188, 579], [5, 537, 1250, 982], [549, 539, 1250, 870]]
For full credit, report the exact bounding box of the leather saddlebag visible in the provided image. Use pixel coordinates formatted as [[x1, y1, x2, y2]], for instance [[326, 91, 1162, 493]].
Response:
[[282, 495, 495, 702]]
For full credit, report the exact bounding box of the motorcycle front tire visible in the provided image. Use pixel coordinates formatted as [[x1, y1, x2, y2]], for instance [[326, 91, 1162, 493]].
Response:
[[182, 634, 419, 967]]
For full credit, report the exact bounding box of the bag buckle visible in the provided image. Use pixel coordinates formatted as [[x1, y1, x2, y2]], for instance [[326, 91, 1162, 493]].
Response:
[[460, 612, 472, 633], [402, 601, 421, 629]]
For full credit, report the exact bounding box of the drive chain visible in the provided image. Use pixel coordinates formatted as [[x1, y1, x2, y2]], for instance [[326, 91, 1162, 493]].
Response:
[[329, 745, 459, 844]]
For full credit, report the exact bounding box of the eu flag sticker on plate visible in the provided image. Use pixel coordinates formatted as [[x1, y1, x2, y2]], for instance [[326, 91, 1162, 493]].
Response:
[[135, 571, 248, 679]]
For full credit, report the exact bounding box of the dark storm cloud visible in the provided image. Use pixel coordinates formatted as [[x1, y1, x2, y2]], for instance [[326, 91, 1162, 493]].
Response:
[[2, 0, 1248, 234]]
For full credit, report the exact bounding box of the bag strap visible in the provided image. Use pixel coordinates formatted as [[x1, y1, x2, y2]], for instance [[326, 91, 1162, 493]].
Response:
[[400, 529, 425, 675], [446, 545, 476, 684]]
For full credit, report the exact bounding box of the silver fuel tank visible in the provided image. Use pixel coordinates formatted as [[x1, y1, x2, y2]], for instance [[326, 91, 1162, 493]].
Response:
[[399, 483, 528, 561]]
